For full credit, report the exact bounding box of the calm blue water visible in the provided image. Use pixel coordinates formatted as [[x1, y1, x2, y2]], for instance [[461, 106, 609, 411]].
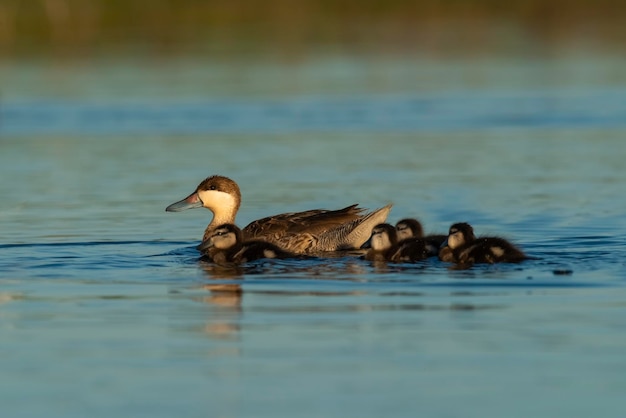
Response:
[[2, 55, 626, 418]]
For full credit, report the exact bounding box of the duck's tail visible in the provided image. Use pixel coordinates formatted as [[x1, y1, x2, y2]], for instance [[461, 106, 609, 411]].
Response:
[[323, 204, 392, 251]]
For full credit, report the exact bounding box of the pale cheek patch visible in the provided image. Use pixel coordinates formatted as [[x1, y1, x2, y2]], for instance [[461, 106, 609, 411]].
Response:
[[370, 234, 384, 251], [371, 233, 391, 251], [214, 234, 236, 250], [447, 232, 464, 249], [380, 234, 393, 250], [198, 190, 238, 212], [212, 238, 227, 250], [263, 249, 277, 259]]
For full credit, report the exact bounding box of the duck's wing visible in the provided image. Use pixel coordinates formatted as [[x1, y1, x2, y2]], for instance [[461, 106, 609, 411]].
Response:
[[242, 204, 365, 240], [242, 204, 392, 253]]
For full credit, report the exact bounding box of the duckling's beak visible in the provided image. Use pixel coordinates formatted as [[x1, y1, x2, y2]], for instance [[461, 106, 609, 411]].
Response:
[[196, 238, 214, 252], [165, 192, 203, 212], [440, 238, 449, 249]]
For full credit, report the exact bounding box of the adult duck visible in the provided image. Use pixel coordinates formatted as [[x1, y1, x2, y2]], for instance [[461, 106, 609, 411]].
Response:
[[166, 175, 392, 254]]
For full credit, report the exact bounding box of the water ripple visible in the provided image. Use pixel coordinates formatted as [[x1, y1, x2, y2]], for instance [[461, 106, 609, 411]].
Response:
[[4, 89, 626, 136]]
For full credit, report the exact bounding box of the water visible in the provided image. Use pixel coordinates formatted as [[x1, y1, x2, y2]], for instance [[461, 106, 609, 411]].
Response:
[[2, 55, 626, 418]]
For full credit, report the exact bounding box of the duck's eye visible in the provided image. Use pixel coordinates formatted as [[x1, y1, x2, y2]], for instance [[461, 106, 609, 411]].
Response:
[[209, 185, 217, 190]]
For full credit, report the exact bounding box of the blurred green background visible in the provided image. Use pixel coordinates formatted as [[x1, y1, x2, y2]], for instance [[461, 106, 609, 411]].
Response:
[[2, 0, 625, 59]]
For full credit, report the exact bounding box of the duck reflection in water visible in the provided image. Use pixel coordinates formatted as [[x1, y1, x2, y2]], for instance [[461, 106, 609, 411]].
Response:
[[196, 258, 244, 340], [195, 276, 242, 340]]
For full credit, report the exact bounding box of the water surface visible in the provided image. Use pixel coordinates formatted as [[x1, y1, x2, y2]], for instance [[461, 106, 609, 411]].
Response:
[[1, 55, 626, 418]]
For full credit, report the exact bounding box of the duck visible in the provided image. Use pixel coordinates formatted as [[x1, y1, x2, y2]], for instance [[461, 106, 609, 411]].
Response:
[[199, 223, 297, 264], [395, 218, 447, 256], [439, 222, 526, 265], [166, 175, 392, 254], [365, 223, 430, 262]]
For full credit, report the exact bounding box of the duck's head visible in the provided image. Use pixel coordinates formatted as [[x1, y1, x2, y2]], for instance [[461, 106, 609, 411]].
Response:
[[369, 223, 398, 252], [395, 218, 424, 241], [197, 223, 242, 252], [446, 222, 476, 249], [166, 175, 242, 216]]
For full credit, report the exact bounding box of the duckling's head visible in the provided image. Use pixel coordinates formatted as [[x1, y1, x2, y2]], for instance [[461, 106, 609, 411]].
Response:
[[198, 223, 243, 251], [369, 223, 398, 252], [166, 175, 242, 218], [446, 222, 476, 249], [395, 218, 424, 240]]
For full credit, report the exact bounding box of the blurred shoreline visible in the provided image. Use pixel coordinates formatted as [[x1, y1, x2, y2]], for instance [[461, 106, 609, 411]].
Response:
[[1, 0, 625, 60]]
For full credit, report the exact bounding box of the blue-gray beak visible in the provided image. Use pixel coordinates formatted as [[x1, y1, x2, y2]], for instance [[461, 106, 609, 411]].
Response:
[[166, 192, 203, 212]]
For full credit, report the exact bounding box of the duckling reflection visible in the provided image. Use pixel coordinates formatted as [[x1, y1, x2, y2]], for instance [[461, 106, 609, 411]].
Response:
[[439, 222, 526, 265], [199, 284, 242, 341], [202, 284, 243, 308], [199, 223, 298, 264], [365, 223, 430, 262], [395, 218, 447, 256], [199, 260, 245, 279]]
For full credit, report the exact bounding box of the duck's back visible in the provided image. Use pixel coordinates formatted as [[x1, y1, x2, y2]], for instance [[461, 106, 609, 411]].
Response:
[[243, 204, 391, 253], [243, 205, 364, 237]]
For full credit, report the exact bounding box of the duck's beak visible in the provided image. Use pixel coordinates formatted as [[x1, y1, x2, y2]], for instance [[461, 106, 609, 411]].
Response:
[[196, 238, 213, 252], [165, 192, 203, 212], [440, 238, 449, 249]]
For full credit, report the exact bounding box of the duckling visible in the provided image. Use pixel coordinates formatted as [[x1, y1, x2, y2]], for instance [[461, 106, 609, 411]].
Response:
[[166, 175, 392, 254], [439, 222, 526, 265], [199, 224, 297, 264], [365, 223, 430, 262], [395, 218, 447, 256], [438, 222, 476, 263], [395, 218, 425, 241], [365, 224, 397, 261]]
